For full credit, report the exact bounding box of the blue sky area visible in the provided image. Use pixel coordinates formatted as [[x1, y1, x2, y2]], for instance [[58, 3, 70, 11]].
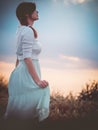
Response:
[[0, 0, 98, 69]]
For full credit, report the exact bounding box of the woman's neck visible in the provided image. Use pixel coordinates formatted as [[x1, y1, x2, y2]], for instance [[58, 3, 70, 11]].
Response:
[[27, 20, 34, 27]]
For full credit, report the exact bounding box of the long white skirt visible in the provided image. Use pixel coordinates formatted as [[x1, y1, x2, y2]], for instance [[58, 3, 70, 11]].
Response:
[[3, 59, 50, 122]]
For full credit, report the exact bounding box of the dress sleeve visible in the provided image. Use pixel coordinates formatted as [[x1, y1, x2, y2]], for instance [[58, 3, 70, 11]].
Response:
[[21, 28, 34, 59]]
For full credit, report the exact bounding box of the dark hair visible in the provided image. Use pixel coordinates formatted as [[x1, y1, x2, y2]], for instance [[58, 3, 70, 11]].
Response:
[[16, 2, 36, 26], [16, 2, 38, 38]]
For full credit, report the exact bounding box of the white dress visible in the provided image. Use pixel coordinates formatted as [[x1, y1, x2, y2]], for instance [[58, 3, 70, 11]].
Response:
[[3, 25, 50, 122]]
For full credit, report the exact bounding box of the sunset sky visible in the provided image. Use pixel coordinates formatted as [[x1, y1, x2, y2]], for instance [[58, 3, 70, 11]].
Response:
[[0, 0, 98, 96]]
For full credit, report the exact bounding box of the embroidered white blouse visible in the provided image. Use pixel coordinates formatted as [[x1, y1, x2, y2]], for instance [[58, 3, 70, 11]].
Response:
[[15, 25, 42, 60]]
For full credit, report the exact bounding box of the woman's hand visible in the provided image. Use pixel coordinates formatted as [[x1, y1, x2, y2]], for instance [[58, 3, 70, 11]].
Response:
[[36, 80, 49, 88]]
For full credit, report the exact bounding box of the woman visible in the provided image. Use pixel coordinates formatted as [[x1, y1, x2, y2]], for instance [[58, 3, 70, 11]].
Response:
[[3, 2, 50, 122]]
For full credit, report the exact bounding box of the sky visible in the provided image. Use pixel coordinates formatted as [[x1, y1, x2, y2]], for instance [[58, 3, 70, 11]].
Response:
[[0, 0, 98, 96]]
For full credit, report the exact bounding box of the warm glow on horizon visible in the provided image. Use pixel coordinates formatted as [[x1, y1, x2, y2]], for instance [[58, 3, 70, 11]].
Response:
[[0, 61, 98, 96], [0, 61, 15, 81]]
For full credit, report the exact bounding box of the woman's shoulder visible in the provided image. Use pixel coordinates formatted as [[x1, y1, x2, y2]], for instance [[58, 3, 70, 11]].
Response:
[[16, 25, 35, 40], [19, 26, 34, 40], [19, 26, 34, 41], [23, 26, 34, 35]]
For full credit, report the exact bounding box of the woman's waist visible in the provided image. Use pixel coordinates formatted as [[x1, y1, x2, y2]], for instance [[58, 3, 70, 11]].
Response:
[[19, 58, 39, 61], [18, 59, 39, 64], [17, 58, 40, 69], [17, 55, 40, 61], [18, 57, 39, 61]]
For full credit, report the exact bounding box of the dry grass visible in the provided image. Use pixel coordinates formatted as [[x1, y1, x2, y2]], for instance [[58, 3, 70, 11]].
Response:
[[49, 83, 98, 120]]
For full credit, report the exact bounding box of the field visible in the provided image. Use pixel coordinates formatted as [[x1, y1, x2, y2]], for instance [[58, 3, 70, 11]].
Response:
[[0, 73, 98, 130]]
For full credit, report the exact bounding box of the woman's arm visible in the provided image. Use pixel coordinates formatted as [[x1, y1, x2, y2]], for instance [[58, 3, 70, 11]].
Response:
[[15, 58, 19, 67], [24, 58, 49, 88], [24, 57, 40, 84]]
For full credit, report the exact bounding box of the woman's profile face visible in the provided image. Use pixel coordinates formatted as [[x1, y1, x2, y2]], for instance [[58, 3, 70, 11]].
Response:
[[31, 10, 39, 20]]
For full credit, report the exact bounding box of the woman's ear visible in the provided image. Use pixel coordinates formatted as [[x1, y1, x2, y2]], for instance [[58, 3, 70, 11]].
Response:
[[25, 14, 29, 18]]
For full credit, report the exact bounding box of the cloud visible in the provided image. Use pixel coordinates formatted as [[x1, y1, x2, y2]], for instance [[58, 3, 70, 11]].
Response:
[[58, 53, 98, 70], [38, 53, 98, 70], [0, 52, 98, 71], [53, 0, 93, 6], [59, 54, 80, 61]]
